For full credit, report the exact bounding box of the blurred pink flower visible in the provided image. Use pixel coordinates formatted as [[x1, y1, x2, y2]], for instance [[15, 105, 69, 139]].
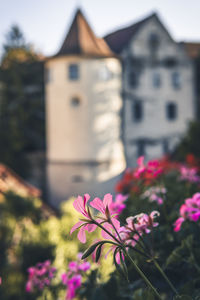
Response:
[[179, 166, 200, 183], [174, 193, 200, 231], [25, 260, 56, 293]]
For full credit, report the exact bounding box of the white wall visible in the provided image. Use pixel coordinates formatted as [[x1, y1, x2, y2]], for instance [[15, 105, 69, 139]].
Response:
[[123, 17, 195, 166]]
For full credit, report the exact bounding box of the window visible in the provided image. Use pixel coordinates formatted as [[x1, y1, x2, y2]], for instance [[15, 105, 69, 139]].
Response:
[[171, 72, 181, 89], [129, 72, 139, 88], [45, 68, 51, 83], [132, 101, 143, 122], [71, 97, 80, 107], [72, 175, 83, 182], [152, 72, 161, 88], [137, 140, 145, 157], [68, 64, 79, 80], [166, 102, 177, 120], [148, 33, 160, 52]]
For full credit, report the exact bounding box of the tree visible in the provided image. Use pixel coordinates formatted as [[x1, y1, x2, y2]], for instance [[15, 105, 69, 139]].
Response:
[[0, 25, 45, 177]]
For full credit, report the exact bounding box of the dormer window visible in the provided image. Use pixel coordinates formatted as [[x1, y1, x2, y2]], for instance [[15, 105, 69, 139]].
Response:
[[69, 64, 79, 80]]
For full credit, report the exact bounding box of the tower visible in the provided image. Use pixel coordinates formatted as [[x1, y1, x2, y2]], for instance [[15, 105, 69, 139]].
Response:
[[45, 9, 125, 206]]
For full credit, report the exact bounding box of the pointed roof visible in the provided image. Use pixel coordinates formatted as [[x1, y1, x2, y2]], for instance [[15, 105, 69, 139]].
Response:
[[56, 9, 115, 58], [104, 13, 173, 54]]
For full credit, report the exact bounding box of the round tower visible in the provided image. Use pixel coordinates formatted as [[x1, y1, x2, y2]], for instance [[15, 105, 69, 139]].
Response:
[[45, 9, 125, 206]]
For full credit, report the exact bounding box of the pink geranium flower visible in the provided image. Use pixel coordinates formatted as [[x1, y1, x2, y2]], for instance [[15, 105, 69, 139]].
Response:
[[70, 194, 97, 243], [174, 193, 200, 231]]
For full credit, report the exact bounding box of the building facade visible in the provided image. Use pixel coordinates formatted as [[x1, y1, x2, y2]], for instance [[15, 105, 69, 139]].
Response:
[[105, 13, 195, 166], [45, 9, 195, 205]]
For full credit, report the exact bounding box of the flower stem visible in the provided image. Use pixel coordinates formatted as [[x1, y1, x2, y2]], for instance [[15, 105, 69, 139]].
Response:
[[124, 249, 162, 300], [152, 259, 179, 296]]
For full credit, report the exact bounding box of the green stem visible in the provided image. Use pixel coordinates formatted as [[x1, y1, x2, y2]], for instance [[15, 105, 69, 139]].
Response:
[[124, 249, 162, 300], [153, 259, 178, 296]]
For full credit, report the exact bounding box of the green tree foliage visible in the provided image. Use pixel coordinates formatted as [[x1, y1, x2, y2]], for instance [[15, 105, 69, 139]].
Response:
[[172, 121, 200, 161], [0, 25, 45, 177]]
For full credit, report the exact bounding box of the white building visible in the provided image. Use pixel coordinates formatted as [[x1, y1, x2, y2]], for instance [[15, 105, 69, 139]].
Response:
[[105, 13, 195, 166], [45, 9, 195, 205]]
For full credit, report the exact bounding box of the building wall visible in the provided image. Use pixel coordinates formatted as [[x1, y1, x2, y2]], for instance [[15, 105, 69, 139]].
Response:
[[45, 55, 126, 206], [122, 17, 195, 166]]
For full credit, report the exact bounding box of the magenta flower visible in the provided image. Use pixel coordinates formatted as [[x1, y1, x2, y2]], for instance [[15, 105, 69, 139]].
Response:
[[179, 166, 200, 183], [174, 193, 200, 231], [25, 260, 56, 293], [62, 253, 91, 300], [70, 194, 97, 243]]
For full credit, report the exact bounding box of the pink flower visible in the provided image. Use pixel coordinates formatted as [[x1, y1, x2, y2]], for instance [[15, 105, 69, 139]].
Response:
[[90, 193, 113, 216], [78, 262, 90, 272], [174, 217, 185, 232], [66, 275, 82, 300], [70, 194, 97, 243], [25, 260, 56, 293], [141, 186, 166, 205], [179, 166, 200, 183], [174, 193, 200, 231], [134, 156, 146, 178], [125, 211, 160, 235], [62, 253, 90, 300], [109, 194, 127, 216]]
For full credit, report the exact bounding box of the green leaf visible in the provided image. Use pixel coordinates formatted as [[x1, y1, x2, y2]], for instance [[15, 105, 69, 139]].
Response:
[[82, 241, 103, 259], [119, 250, 129, 282], [95, 244, 103, 263], [113, 247, 128, 281]]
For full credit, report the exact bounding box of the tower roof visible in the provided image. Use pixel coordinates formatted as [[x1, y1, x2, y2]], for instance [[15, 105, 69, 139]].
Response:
[[56, 9, 115, 58]]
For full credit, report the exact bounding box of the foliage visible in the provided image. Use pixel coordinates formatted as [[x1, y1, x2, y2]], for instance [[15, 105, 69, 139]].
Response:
[[172, 121, 200, 163], [0, 25, 45, 177]]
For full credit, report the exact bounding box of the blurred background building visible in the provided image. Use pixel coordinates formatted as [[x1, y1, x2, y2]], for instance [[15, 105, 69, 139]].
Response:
[[1, 7, 200, 206]]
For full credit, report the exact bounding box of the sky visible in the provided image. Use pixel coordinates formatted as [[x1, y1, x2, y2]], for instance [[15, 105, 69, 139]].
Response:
[[1, 0, 200, 57]]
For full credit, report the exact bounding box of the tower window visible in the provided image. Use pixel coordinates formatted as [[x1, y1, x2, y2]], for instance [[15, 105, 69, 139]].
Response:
[[166, 102, 177, 120], [132, 101, 143, 122], [69, 64, 79, 80], [152, 72, 161, 88], [171, 72, 181, 89], [71, 97, 80, 107]]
